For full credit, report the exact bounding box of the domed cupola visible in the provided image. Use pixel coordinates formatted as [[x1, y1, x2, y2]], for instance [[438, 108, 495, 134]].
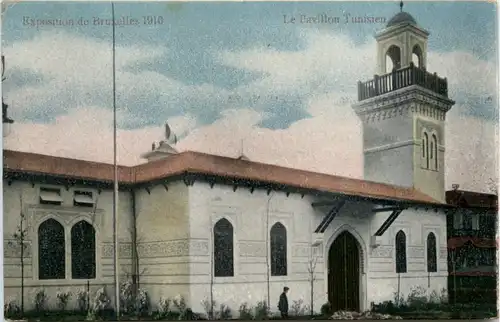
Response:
[[386, 11, 417, 28], [370, 0, 430, 74]]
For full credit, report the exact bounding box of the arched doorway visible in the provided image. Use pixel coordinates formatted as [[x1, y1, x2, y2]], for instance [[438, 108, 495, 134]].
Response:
[[328, 231, 361, 312]]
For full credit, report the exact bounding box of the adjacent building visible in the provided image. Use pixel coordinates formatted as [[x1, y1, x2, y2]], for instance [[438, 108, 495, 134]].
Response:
[[446, 188, 497, 305]]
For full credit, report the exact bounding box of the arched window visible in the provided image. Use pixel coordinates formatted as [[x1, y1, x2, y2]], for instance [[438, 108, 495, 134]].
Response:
[[432, 134, 438, 170], [71, 221, 96, 279], [270, 222, 287, 276], [213, 218, 234, 277], [421, 131, 429, 169], [395, 230, 407, 274], [426, 233, 437, 272], [38, 219, 65, 279], [421, 133, 427, 158]]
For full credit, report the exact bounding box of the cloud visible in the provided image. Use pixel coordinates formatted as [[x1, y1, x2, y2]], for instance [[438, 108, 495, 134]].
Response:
[[3, 27, 498, 193], [2, 30, 232, 127]]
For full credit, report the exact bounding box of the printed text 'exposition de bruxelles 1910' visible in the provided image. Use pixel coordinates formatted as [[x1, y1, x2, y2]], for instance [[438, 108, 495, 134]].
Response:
[[22, 16, 164, 27]]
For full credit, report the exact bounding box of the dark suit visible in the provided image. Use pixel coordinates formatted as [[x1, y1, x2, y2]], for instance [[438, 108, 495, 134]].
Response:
[[278, 292, 288, 319]]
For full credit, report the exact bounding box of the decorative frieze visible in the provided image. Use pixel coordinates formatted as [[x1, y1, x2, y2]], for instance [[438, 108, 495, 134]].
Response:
[[138, 240, 189, 258], [190, 239, 209, 256], [353, 87, 452, 123], [102, 239, 210, 258], [239, 241, 265, 257], [102, 242, 132, 258], [370, 245, 393, 258]]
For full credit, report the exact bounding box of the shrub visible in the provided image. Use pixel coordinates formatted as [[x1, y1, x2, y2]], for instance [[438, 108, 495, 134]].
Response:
[[156, 297, 173, 319], [4, 299, 21, 318], [76, 289, 90, 312], [238, 302, 254, 320], [290, 299, 306, 316], [372, 300, 398, 315], [320, 302, 332, 316], [201, 299, 231, 320], [137, 288, 150, 316], [154, 297, 178, 320], [173, 294, 187, 313], [216, 304, 232, 320], [91, 286, 111, 318], [120, 280, 136, 314], [254, 300, 270, 320], [56, 290, 72, 311], [172, 295, 200, 320], [406, 285, 428, 308], [33, 289, 49, 312], [374, 286, 451, 314], [180, 308, 201, 321]]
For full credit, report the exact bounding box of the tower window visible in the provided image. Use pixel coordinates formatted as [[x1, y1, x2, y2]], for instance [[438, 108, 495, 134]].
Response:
[[421, 131, 429, 169], [385, 45, 401, 73], [432, 134, 438, 170], [412, 45, 423, 68]]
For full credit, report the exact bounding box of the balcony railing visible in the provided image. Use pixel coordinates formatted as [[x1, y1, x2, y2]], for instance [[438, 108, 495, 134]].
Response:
[[357, 62, 449, 101]]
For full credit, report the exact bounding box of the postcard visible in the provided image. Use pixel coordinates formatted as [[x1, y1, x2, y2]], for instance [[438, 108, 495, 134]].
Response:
[[1, 1, 497, 320]]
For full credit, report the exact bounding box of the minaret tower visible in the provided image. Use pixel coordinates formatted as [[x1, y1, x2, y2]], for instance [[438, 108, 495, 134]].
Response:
[[2, 55, 14, 137], [352, 2, 455, 202]]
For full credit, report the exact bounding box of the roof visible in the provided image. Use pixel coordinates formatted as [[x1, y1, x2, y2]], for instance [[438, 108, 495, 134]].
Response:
[[387, 11, 417, 28], [446, 190, 498, 209], [4, 149, 442, 205]]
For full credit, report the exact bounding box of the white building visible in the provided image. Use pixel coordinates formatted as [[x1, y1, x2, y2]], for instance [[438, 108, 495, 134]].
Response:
[[3, 8, 455, 315]]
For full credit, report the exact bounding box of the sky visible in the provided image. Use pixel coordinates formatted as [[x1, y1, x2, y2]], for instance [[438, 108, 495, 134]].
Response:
[[1, 1, 498, 193]]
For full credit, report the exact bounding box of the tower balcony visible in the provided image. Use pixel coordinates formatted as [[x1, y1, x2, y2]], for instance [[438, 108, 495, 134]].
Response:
[[357, 62, 448, 101]]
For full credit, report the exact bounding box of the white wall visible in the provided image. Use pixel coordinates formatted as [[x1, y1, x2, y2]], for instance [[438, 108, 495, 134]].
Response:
[[187, 182, 324, 316], [134, 181, 191, 308], [367, 207, 448, 304], [3, 181, 134, 310]]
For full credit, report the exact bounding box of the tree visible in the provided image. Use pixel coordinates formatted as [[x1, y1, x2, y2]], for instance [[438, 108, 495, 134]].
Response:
[[8, 194, 28, 315], [307, 245, 320, 316]]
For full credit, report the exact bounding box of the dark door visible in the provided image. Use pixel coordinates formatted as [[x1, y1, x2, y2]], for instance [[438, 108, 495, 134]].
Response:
[[328, 231, 360, 312]]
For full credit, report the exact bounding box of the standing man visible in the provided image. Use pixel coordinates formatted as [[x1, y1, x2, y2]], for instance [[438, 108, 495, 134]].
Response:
[[278, 286, 289, 319]]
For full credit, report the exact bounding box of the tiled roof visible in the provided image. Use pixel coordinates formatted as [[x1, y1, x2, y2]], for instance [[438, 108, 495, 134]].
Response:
[[4, 149, 441, 205]]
